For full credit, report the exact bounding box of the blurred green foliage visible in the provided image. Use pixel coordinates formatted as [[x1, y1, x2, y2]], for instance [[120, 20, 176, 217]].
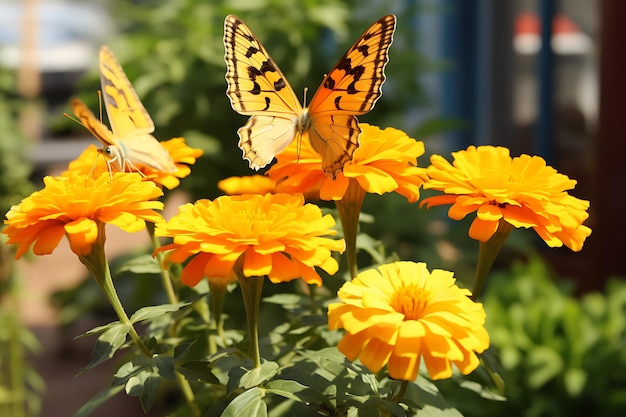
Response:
[[0, 69, 35, 217], [438, 257, 626, 417], [0, 69, 42, 417]]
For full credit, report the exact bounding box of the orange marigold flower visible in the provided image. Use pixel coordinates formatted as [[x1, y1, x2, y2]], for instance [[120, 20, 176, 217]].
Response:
[[421, 145, 591, 251], [218, 175, 276, 195], [3, 173, 164, 258], [328, 261, 490, 381], [155, 194, 345, 287], [268, 124, 427, 202], [63, 137, 202, 190]]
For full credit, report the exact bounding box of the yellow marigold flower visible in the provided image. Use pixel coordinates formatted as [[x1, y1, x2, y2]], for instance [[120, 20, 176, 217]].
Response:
[[217, 175, 276, 195], [328, 261, 490, 381], [268, 124, 427, 202], [3, 173, 164, 258], [63, 138, 202, 190], [421, 145, 591, 251], [155, 194, 345, 287]]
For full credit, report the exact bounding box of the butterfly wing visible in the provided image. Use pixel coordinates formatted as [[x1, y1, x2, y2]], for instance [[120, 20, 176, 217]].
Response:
[[307, 14, 396, 177], [97, 46, 176, 173], [99, 45, 154, 137], [71, 98, 116, 147], [224, 14, 303, 170]]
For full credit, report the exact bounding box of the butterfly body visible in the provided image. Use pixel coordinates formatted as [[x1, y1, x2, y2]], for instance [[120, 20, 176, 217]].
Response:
[[224, 14, 396, 178], [72, 46, 176, 174]]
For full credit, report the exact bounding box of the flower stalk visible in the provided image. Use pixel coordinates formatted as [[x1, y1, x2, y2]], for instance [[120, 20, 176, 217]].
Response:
[[335, 179, 366, 279], [234, 260, 264, 368], [472, 219, 514, 300], [78, 222, 152, 358]]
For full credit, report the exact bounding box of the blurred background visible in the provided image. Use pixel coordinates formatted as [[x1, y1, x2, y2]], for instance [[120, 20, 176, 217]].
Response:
[[1, 0, 623, 416]]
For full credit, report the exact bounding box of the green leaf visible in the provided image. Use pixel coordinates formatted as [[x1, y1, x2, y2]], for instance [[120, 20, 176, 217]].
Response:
[[262, 294, 302, 306], [239, 361, 279, 389], [114, 254, 162, 275], [153, 355, 177, 381], [177, 361, 220, 384], [173, 342, 195, 361], [222, 387, 267, 417], [125, 367, 161, 413], [80, 321, 120, 337], [129, 302, 187, 323], [265, 379, 332, 408], [72, 385, 124, 417], [82, 323, 131, 371]]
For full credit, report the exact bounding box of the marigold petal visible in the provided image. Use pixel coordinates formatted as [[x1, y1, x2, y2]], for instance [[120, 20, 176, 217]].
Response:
[[31, 224, 65, 257], [387, 352, 420, 381], [180, 253, 211, 287], [269, 124, 426, 202], [423, 145, 591, 249], [243, 249, 272, 277], [319, 175, 350, 200], [476, 205, 503, 222], [330, 261, 489, 381], [468, 217, 499, 242], [64, 218, 98, 256], [360, 337, 393, 373], [337, 331, 370, 361], [157, 194, 343, 286], [422, 352, 453, 380]]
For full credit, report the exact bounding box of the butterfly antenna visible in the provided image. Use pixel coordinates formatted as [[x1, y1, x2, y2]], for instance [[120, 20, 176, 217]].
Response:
[[63, 111, 84, 127]]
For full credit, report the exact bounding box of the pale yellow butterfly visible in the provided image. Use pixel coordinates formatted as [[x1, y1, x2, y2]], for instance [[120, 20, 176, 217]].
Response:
[[224, 15, 396, 178], [71, 45, 176, 173]]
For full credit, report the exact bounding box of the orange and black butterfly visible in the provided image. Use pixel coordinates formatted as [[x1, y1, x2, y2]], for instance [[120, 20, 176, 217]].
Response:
[[224, 15, 396, 178]]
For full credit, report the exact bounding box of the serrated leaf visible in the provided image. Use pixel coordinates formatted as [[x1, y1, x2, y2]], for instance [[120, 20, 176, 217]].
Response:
[[222, 387, 267, 417], [239, 361, 279, 389], [82, 323, 131, 371], [129, 302, 187, 323], [115, 254, 162, 275], [72, 385, 124, 417], [177, 361, 220, 384]]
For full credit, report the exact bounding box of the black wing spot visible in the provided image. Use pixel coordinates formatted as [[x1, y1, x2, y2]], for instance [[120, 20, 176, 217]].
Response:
[[274, 77, 287, 91], [245, 46, 260, 58], [260, 60, 277, 74], [357, 44, 370, 57], [323, 76, 336, 90], [334, 96, 343, 110], [346, 65, 365, 94]]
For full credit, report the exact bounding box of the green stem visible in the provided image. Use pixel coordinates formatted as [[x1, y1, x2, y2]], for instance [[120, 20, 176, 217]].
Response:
[[335, 180, 366, 279], [234, 261, 264, 368], [4, 248, 26, 417], [391, 380, 409, 403], [79, 223, 151, 357], [147, 222, 178, 304], [146, 224, 201, 416], [472, 220, 514, 300], [208, 281, 228, 351]]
